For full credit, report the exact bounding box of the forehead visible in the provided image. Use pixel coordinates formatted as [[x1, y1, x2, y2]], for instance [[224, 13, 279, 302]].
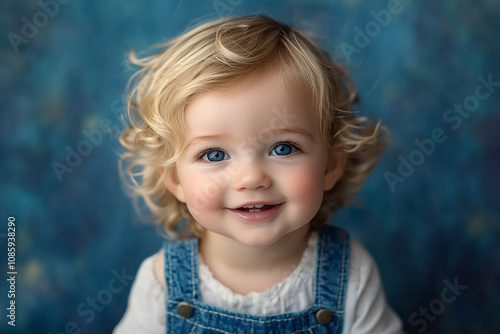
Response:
[[184, 73, 318, 137]]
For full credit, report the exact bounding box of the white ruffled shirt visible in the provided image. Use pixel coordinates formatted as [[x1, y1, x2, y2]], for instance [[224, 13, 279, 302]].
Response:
[[114, 233, 402, 333]]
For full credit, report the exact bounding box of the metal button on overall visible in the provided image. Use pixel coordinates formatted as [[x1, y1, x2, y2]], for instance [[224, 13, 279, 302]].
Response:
[[177, 302, 194, 318], [316, 309, 333, 325]]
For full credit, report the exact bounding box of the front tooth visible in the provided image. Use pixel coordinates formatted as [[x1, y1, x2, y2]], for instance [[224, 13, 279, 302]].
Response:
[[254, 204, 264, 208], [244, 205, 255, 209]]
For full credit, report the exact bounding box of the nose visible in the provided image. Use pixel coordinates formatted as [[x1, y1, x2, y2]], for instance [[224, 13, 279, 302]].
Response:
[[232, 160, 272, 191]]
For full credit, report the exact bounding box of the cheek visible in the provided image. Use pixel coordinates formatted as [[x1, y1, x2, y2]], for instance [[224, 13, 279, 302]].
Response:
[[282, 166, 325, 205], [181, 170, 225, 213]]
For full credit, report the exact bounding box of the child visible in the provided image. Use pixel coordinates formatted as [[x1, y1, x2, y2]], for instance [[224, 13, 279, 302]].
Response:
[[114, 15, 402, 333]]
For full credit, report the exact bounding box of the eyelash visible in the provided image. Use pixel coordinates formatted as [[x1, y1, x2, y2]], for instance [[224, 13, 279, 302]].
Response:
[[196, 146, 225, 160], [195, 140, 302, 161], [270, 140, 302, 155]]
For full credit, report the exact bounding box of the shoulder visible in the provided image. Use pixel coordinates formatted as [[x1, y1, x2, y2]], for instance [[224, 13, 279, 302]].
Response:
[[131, 251, 166, 293], [124, 251, 165, 303], [344, 239, 403, 334], [153, 249, 167, 291], [347, 239, 386, 299], [113, 252, 167, 334], [349, 238, 377, 282]]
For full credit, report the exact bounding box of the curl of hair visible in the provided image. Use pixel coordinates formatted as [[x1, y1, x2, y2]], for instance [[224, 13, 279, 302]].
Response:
[[119, 15, 388, 239]]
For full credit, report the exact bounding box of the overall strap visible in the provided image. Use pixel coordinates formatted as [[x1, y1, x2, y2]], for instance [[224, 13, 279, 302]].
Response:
[[314, 225, 350, 315], [163, 237, 200, 302]]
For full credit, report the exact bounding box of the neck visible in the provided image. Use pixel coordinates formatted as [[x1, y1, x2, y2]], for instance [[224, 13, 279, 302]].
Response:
[[198, 224, 311, 294]]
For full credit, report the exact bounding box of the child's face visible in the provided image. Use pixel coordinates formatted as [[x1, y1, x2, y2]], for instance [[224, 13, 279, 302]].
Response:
[[164, 73, 345, 247]]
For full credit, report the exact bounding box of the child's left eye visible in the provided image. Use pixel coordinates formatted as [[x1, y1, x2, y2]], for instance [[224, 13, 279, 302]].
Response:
[[270, 143, 297, 156]]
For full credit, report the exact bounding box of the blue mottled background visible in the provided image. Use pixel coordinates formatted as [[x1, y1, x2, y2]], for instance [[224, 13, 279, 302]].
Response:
[[1, 0, 499, 333]]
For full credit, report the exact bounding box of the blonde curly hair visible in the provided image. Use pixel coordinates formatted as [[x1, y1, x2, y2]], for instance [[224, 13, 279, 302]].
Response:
[[119, 15, 388, 239]]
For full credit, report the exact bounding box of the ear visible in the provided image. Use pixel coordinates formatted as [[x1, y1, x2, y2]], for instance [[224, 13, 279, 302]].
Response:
[[160, 167, 186, 203], [324, 150, 347, 191]]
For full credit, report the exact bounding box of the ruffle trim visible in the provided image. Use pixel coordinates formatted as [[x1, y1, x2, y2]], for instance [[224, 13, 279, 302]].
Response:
[[198, 232, 318, 315]]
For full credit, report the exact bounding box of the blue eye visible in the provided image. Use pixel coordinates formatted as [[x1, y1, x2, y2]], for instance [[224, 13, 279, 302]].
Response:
[[270, 143, 295, 156], [202, 150, 230, 162]]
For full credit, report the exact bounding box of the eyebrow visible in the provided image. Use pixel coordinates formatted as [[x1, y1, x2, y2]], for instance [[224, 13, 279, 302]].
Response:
[[184, 127, 315, 150], [271, 127, 315, 142], [183, 134, 233, 151]]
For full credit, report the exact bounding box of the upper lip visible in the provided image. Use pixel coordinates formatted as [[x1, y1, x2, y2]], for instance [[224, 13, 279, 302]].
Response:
[[228, 201, 282, 210]]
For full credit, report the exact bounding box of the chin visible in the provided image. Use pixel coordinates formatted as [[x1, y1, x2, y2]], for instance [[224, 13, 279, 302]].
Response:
[[236, 238, 278, 248], [232, 229, 289, 248]]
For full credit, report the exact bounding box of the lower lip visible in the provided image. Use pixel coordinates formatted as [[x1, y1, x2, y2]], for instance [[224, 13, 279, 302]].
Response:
[[228, 204, 283, 223]]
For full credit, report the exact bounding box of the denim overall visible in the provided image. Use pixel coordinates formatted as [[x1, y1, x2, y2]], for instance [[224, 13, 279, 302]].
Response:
[[164, 225, 350, 334]]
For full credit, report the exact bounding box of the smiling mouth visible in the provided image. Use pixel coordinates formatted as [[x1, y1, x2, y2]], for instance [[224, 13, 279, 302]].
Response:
[[236, 204, 276, 212], [228, 203, 283, 222]]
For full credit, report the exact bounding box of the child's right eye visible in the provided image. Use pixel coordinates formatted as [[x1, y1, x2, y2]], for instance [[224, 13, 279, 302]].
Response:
[[201, 150, 230, 162]]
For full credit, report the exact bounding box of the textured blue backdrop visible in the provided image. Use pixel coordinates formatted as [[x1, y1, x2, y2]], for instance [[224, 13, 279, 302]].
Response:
[[1, 0, 499, 333]]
